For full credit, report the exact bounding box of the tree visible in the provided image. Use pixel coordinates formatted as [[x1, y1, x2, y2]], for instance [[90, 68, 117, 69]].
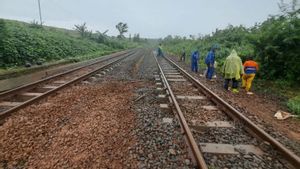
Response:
[[278, 0, 299, 13], [74, 22, 88, 38], [164, 35, 173, 42], [29, 20, 43, 29], [189, 34, 196, 40], [133, 33, 140, 42], [254, 11, 300, 84], [94, 30, 109, 43], [115, 22, 128, 39]]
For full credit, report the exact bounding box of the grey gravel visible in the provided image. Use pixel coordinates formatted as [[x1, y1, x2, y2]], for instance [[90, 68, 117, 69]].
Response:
[[100, 49, 194, 168], [159, 55, 288, 169]]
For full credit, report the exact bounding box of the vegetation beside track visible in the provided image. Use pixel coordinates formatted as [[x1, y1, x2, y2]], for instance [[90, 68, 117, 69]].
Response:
[[0, 50, 119, 80], [161, 3, 300, 114], [0, 19, 141, 72], [287, 96, 300, 115]]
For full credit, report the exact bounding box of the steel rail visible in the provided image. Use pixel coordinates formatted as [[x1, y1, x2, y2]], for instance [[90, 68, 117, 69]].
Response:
[[0, 51, 135, 123], [153, 55, 208, 169], [164, 55, 300, 168], [0, 50, 131, 99]]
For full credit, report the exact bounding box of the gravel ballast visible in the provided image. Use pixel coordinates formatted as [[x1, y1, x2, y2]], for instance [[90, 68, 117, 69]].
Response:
[[0, 49, 194, 168], [0, 81, 139, 168]]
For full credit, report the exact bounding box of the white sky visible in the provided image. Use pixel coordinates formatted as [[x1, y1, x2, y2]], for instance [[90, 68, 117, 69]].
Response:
[[0, 0, 283, 38]]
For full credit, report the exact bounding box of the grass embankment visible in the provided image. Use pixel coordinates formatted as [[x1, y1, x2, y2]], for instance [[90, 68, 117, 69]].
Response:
[[0, 19, 138, 77], [0, 50, 120, 80]]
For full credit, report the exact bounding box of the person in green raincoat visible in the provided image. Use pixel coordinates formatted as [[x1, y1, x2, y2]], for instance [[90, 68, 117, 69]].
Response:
[[222, 50, 244, 93]]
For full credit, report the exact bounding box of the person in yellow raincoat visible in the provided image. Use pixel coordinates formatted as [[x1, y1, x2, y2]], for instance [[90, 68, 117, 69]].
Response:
[[222, 50, 244, 93]]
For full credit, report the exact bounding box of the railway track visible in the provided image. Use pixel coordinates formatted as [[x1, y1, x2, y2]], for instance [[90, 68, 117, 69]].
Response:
[[154, 55, 300, 169], [0, 50, 136, 123]]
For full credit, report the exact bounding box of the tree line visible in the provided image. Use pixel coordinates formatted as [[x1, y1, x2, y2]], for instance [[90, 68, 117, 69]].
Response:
[[162, 1, 300, 85]]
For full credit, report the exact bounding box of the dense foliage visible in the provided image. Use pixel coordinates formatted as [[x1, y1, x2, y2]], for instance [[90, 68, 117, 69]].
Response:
[[0, 19, 137, 68], [288, 95, 300, 115], [116, 22, 128, 39], [161, 10, 300, 85], [253, 12, 300, 83]]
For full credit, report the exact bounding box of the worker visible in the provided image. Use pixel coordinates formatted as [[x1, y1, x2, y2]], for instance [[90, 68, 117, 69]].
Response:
[[222, 49, 244, 93], [157, 44, 164, 57], [191, 48, 200, 72], [181, 47, 186, 62], [205, 45, 217, 80], [242, 56, 259, 95]]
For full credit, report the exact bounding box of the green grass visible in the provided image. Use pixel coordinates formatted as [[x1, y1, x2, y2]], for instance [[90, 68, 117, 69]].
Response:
[[0, 18, 138, 68], [0, 49, 121, 79], [287, 95, 300, 115]]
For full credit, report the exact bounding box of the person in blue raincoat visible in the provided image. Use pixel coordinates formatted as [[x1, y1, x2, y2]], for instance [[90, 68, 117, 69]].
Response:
[[205, 45, 217, 80], [191, 48, 200, 72]]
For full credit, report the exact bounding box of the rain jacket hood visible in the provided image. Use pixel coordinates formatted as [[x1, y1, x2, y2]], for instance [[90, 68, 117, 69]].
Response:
[[222, 50, 244, 80], [191, 50, 200, 60], [205, 50, 215, 65]]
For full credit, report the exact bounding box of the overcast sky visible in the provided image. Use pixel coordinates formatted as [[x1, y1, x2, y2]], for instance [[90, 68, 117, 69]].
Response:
[[0, 0, 283, 38]]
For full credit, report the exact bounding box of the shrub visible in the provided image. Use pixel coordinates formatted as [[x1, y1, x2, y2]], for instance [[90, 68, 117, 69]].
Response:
[[161, 10, 300, 85], [287, 95, 300, 115]]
